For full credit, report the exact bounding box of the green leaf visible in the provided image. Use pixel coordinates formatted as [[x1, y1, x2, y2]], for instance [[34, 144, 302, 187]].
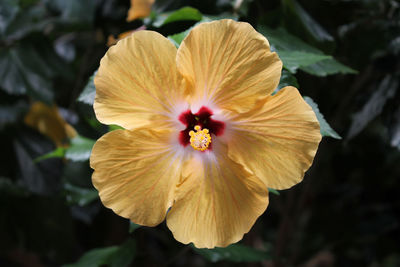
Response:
[[0, 101, 28, 129], [85, 117, 103, 131], [0, 0, 20, 37], [300, 59, 358, 77], [168, 27, 191, 47], [278, 50, 331, 73], [63, 239, 136, 267], [277, 70, 299, 91], [153, 7, 202, 27], [129, 222, 141, 233], [14, 130, 63, 195], [163, 6, 202, 25], [65, 135, 95, 162], [0, 40, 69, 102], [193, 243, 269, 263], [258, 26, 321, 53], [34, 147, 65, 162], [64, 183, 98, 206], [0, 46, 53, 102], [168, 37, 180, 48], [347, 75, 398, 140], [4, 4, 54, 40], [34, 135, 97, 163], [47, 0, 96, 26], [65, 244, 118, 267], [108, 125, 124, 131], [202, 14, 239, 22], [78, 71, 96, 105], [258, 26, 357, 76], [268, 188, 280, 196], [107, 239, 137, 267], [168, 29, 190, 47], [281, 0, 333, 43], [304, 97, 342, 139]]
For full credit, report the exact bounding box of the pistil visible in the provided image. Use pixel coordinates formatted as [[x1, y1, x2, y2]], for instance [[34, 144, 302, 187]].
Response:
[[189, 126, 211, 151]]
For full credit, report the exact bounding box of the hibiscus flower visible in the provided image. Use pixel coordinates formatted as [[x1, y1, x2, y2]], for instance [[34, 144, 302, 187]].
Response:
[[127, 0, 154, 22], [90, 19, 321, 248], [25, 102, 77, 147]]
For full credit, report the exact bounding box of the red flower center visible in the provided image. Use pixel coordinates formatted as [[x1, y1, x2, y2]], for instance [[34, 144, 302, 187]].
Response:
[[178, 106, 225, 148]]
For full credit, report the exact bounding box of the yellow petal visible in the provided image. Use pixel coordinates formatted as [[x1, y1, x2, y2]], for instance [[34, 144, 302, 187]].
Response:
[[227, 86, 322, 190], [176, 19, 282, 113], [94, 30, 184, 130], [90, 129, 183, 226], [166, 141, 269, 248], [24, 102, 77, 147], [127, 0, 154, 22]]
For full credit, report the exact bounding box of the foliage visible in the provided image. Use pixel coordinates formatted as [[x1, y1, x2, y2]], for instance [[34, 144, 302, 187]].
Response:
[[192, 244, 270, 263], [0, 0, 399, 266], [304, 97, 341, 139], [64, 239, 136, 267]]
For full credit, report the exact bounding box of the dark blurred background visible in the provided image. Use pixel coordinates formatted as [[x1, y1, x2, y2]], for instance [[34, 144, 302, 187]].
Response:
[[0, 0, 399, 266]]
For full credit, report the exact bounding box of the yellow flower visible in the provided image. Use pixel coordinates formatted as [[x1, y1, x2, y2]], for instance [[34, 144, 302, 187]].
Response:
[[126, 0, 154, 22], [90, 19, 321, 248], [25, 102, 77, 147]]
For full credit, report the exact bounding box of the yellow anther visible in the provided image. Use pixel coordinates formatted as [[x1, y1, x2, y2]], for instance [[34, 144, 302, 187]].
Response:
[[189, 126, 211, 151]]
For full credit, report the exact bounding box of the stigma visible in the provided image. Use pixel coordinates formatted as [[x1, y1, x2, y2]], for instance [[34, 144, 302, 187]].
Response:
[[189, 126, 211, 151]]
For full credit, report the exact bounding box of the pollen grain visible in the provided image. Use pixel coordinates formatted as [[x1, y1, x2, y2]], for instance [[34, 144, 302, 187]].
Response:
[[189, 126, 211, 151]]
